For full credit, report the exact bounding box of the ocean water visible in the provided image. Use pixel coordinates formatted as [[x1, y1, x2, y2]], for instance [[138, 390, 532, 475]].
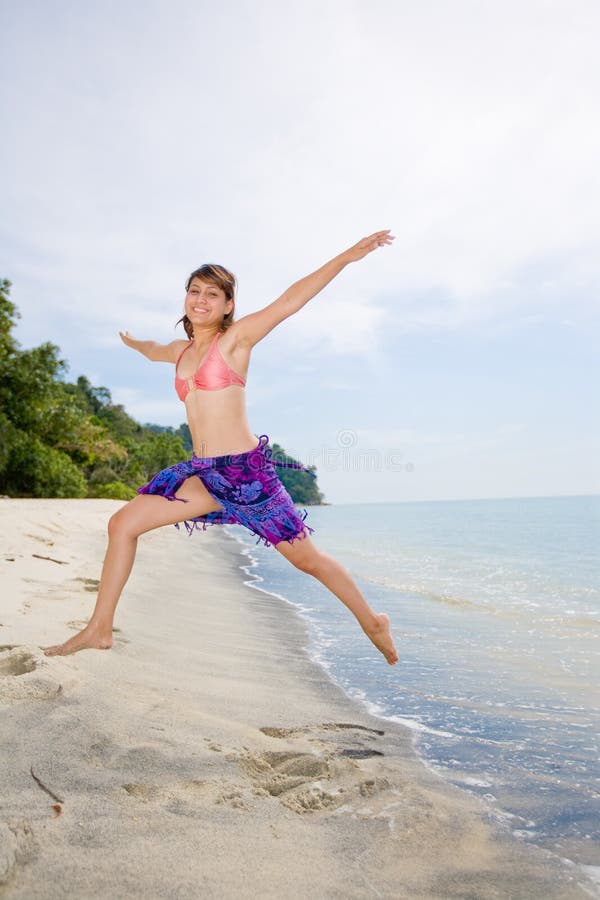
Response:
[[226, 494, 600, 873]]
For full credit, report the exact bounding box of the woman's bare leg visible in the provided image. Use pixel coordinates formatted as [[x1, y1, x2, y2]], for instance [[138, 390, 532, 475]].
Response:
[[43, 478, 223, 656], [275, 532, 399, 665]]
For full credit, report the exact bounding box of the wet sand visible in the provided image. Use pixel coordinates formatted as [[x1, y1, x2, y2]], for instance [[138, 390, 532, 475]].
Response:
[[0, 499, 594, 898]]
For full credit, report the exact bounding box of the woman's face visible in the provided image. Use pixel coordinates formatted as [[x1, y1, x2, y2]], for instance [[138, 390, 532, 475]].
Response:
[[184, 277, 232, 328]]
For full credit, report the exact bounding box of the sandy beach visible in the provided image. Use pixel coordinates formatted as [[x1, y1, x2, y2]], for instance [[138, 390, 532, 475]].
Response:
[[0, 499, 593, 899]]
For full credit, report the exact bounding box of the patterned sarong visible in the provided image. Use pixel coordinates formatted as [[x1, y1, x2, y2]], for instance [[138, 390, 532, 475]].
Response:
[[137, 434, 316, 548]]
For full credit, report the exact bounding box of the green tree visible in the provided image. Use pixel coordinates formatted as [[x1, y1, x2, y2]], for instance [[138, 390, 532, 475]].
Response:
[[0, 424, 86, 498], [0, 278, 18, 363], [144, 421, 193, 453], [270, 442, 323, 505], [66, 376, 144, 441], [0, 283, 101, 497], [138, 432, 187, 482]]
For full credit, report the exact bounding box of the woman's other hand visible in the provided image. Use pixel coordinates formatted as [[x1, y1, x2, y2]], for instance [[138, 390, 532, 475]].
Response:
[[342, 229, 395, 263], [119, 330, 140, 349]]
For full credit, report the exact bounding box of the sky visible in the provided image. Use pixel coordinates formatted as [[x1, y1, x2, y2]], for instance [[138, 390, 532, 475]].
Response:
[[1, 0, 599, 504]]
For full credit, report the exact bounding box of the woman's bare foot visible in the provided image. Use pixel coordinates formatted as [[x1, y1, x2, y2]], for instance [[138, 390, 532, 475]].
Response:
[[43, 622, 114, 657], [364, 613, 399, 665]]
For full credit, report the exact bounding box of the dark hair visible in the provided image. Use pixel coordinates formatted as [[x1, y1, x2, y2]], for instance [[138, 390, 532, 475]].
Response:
[[176, 263, 237, 339]]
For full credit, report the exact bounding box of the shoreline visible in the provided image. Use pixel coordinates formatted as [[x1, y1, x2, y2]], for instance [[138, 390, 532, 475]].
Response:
[[226, 527, 600, 886], [0, 499, 594, 898]]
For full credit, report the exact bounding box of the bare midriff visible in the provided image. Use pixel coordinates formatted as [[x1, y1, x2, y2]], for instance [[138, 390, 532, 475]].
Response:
[[184, 386, 259, 458]]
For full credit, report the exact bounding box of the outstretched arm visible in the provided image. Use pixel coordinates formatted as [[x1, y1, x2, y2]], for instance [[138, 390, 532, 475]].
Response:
[[233, 229, 394, 348], [119, 332, 187, 363]]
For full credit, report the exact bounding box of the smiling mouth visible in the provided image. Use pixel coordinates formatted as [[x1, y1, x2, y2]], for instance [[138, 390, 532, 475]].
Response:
[[192, 307, 209, 313]]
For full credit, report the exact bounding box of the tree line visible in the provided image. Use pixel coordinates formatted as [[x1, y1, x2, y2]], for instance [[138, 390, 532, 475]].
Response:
[[0, 279, 323, 506]]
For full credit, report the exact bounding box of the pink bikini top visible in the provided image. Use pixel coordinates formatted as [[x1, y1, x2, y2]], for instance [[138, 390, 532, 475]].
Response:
[[174, 333, 246, 401]]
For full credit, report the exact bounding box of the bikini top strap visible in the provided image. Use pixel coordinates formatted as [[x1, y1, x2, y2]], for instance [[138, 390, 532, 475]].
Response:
[[175, 341, 193, 372]]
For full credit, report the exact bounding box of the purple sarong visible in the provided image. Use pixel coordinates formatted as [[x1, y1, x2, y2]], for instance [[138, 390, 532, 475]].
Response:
[[137, 434, 316, 548]]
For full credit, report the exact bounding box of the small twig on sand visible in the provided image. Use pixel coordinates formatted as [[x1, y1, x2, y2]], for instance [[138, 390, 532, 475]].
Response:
[[30, 766, 64, 803], [32, 554, 68, 565]]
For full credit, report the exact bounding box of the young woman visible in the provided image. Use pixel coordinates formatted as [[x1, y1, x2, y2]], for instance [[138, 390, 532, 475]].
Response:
[[44, 230, 398, 664]]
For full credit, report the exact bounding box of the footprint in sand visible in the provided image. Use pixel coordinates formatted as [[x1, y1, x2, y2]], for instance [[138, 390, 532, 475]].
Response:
[[260, 722, 385, 739], [215, 788, 251, 810], [241, 750, 337, 809], [73, 578, 100, 592], [118, 729, 391, 821], [0, 650, 37, 676], [0, 646, 66, 702], [0, 820, 38, 886], [260, 722, 386, 757], [121, 778, 252, 814], [24, 533, 55, 546], [122, 783, 164, 802], [240, 723, 391, 815]]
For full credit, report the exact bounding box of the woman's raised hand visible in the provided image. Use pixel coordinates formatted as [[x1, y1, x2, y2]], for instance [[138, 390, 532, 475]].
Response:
[[119, 330, 140, 349], [342, 229, 395, 263], [118, 332, 165, 362]]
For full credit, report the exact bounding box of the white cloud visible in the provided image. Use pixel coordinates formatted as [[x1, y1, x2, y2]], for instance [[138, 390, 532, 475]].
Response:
[[273, 290, 388, 357], [3, 0, 599, 355], [110, 387, 179, 426]]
